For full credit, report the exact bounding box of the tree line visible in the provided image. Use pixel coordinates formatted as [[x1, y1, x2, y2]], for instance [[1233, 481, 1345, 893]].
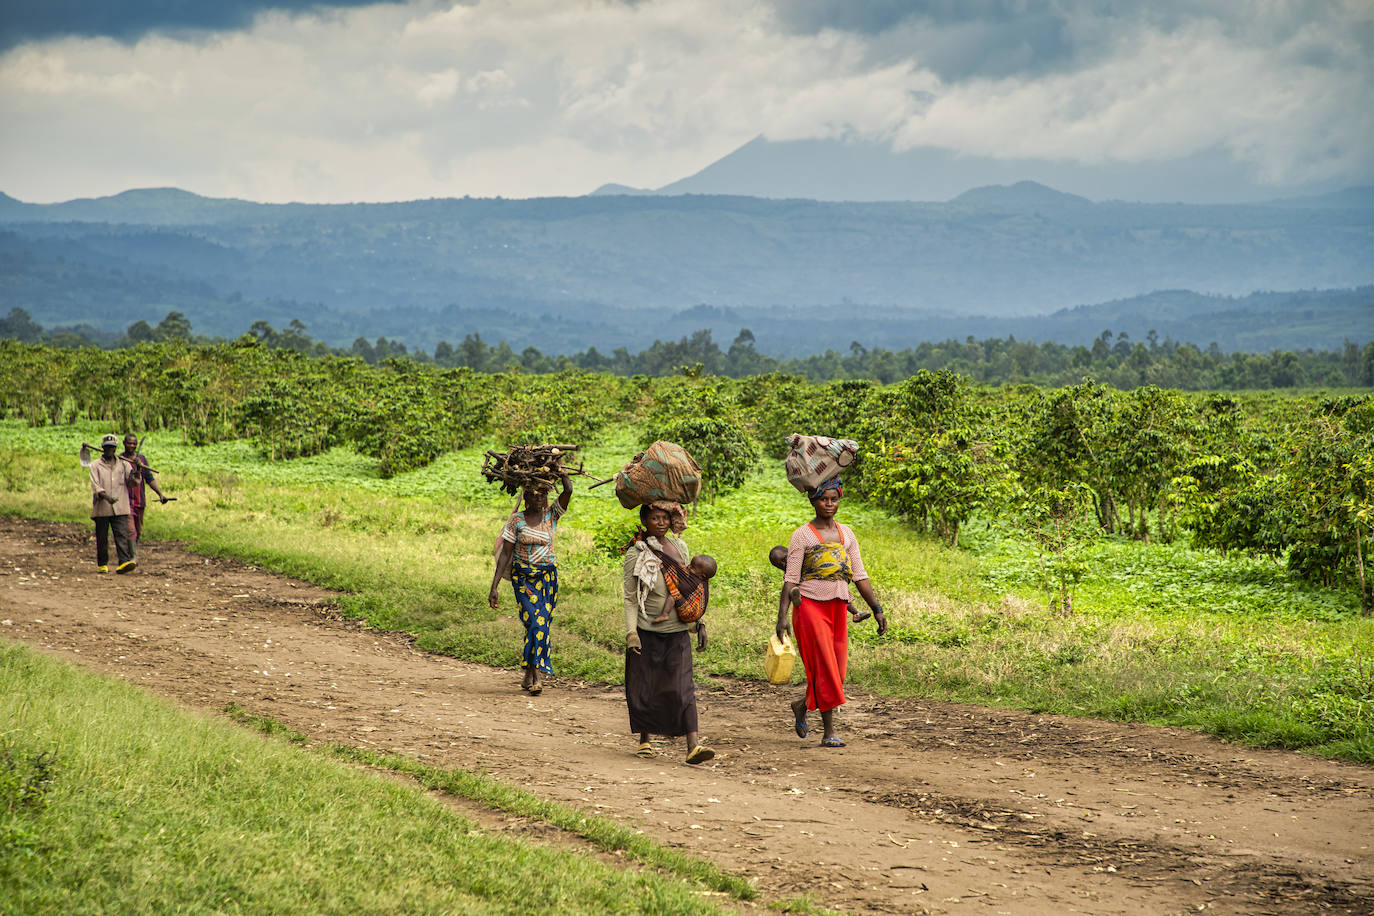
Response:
[[2, 337, 1369, 612], [3, 306, 1370, 390]]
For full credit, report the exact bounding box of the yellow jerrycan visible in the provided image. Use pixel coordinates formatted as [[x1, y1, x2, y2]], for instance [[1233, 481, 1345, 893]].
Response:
[[765, 633, 796, 684]]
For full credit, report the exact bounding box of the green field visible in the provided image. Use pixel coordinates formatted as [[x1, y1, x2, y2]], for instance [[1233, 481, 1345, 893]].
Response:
[[0, 643, 754, 915]]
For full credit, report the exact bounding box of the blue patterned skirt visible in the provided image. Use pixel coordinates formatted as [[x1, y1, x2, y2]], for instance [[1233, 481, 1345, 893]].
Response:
[[510, 560, 557, 674]]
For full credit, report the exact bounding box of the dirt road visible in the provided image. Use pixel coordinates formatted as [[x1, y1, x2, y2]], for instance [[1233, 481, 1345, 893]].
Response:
[[3, 518, 1371, 915]]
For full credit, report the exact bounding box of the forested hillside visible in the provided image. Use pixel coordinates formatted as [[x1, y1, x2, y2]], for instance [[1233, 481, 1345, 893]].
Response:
[[3, 339, 1369, 618], [2, 186, 1370, 354]]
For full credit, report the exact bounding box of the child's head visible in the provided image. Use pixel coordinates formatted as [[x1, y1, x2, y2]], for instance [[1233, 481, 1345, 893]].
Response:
[[767, 545, 787, 571], [689, 554, 717, 579]]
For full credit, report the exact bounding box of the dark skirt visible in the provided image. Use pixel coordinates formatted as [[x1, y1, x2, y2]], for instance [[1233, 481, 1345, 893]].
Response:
[[625, 628, 697, 737]]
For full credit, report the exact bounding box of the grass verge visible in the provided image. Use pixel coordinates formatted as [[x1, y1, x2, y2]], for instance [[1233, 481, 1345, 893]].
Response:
[[0, 642, 739, 915]]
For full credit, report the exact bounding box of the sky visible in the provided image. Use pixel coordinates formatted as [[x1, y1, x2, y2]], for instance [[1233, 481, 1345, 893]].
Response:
[[1, 0, 1372, 204]]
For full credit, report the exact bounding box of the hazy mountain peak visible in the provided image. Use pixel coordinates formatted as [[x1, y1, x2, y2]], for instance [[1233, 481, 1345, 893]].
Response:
[[589, 183, 656, 197], [952, 181, 1093, 209], [0, 186, 266, 225], [108, 187, 212, 202], [627, 136, 1360, 205]]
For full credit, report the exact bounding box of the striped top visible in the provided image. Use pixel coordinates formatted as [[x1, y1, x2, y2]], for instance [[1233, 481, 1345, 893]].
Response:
[[501, 502, 566, 567]]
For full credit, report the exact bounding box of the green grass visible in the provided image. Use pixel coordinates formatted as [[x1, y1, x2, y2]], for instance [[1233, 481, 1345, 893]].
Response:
[[1, 419, 1370, 765], [0, 642, 738, 915]]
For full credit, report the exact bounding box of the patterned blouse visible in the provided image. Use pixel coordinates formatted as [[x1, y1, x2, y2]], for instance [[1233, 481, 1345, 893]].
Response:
[[501, 503, 566, 567], [784, 522, 869, 602]]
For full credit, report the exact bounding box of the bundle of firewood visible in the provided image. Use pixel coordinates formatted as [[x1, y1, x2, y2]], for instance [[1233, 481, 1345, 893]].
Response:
[[481, 444, 583, 496]]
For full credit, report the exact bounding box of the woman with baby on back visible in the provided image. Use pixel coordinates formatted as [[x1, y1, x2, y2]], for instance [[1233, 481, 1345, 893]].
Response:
[[777, 475, 887, 747], [622, 500, 716, 765]]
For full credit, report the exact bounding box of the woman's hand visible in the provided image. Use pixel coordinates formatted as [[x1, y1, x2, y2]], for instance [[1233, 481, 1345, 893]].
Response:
[[626, 631, 642, 655], [775, 618, 792, 641], [854, 580, 886, 635], [872, 605, 888, 636], [488, 586, 500, 610]]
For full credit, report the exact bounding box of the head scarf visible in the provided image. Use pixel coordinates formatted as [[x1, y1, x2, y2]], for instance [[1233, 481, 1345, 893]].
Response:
[[647, 500, 688, 534], [807, 476, 844, 501]]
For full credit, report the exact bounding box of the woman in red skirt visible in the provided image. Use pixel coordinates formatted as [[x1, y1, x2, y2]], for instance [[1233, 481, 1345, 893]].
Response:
[[776, 476, 887, 747]]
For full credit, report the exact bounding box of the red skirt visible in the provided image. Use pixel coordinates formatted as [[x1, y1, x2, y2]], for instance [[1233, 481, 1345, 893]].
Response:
[[793, 595, 848, 712]]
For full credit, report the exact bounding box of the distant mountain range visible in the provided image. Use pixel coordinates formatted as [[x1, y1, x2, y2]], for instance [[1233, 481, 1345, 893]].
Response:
[[590, 136, 1369, 205], [1, 183, 1370, 355]]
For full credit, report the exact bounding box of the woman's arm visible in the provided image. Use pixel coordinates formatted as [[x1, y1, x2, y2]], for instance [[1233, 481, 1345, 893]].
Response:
[[557, 469, 573, 511], [489, 539, 514, 609], [776, 581, 795, 640], [845, 526, 886, 633], [623, 547, 642, 652], [695, 583, 708, 651], [777, 527, 806, 639]]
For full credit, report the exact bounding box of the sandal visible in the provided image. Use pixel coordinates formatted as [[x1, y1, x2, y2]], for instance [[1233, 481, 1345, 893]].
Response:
[[820, 737, 846, 748], [685, 745, 715, 765], [791, 703, 809, 739], [521, 668, 534, 691], [635, 741, 655, 759], [527, 682, 542, 696]]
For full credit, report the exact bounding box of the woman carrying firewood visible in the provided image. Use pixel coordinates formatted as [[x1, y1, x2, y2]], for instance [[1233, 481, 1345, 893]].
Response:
[[489, 467, 573, 695]]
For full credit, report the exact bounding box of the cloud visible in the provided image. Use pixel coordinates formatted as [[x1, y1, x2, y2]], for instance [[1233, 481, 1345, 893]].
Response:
[[770, 0, 1371, 83], [0, 0, 407, 51], [768, 0, 1374, 184], [0, 0, 1369, 203], [774, 0, 1090, 80], [884, 11, 1374, 185]]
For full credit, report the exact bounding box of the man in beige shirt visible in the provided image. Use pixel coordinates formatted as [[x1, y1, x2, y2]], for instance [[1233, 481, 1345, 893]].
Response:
[[88, 433, 137, 573]]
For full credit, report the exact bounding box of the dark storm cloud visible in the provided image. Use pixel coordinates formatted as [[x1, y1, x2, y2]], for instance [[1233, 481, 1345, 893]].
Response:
[[768, 1, 1105, 80], [0, 0, 407, 51], [768, 0, 1340, 82]]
